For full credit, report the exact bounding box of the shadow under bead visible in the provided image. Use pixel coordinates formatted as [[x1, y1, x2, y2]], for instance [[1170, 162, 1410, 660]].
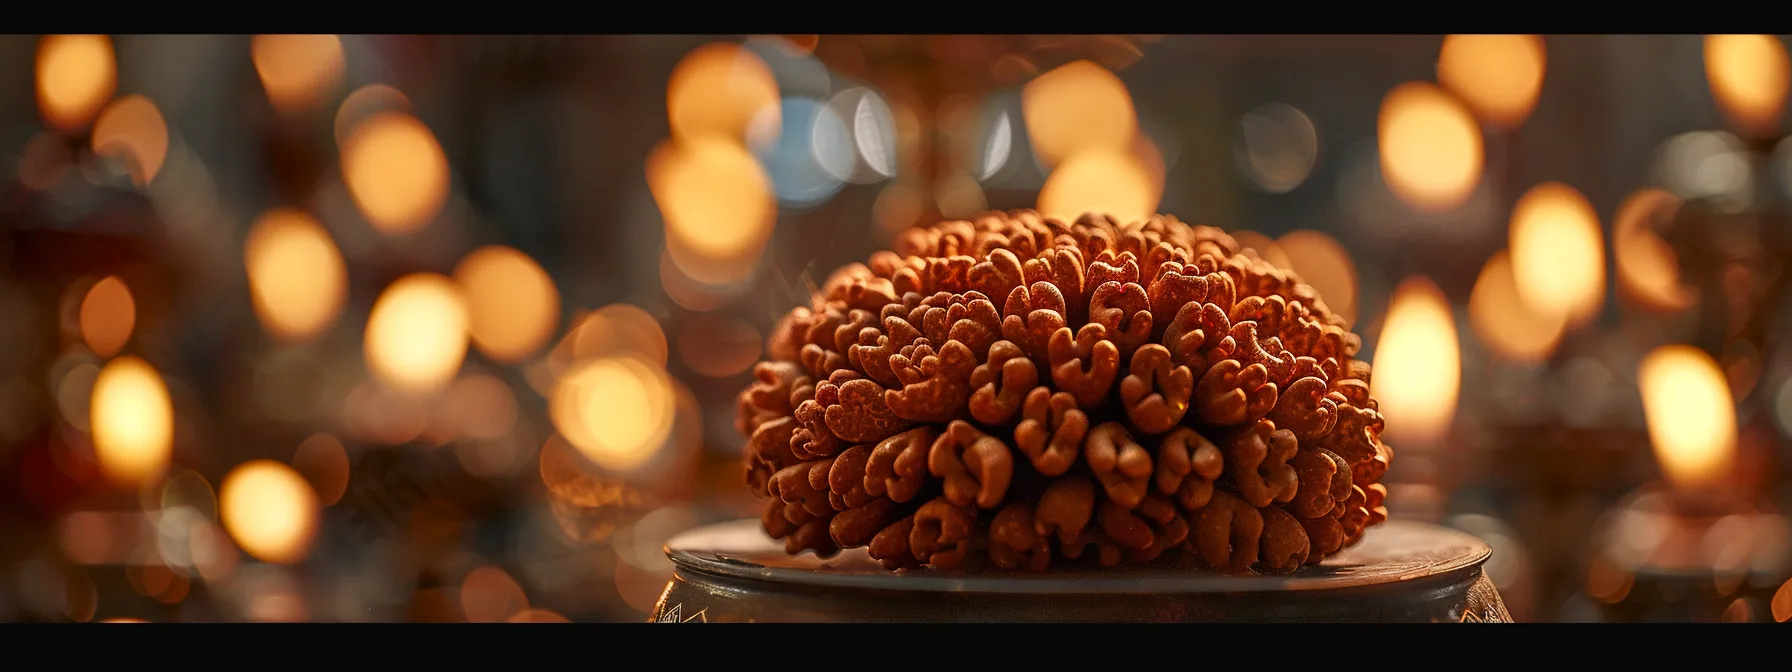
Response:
[[735, 210, 1397, 575]]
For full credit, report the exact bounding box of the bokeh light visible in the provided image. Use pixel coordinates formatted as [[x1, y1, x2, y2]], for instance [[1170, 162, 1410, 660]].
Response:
[[78, 276, 134, 358], [1229, 230, 1287, 267], [1586, 555, 1635, 604], [1369, 276, 1461, 447], [1378, 82, 1484, 213], [1235, 103, 1320, 193], [137, 562, 190, 607], [976, 111, 1015, 182], [1612, 188, 1697, 313], [551, 356, 675, 472], [244, 208, 349, 343], [1721, 598, 1754, 622], [364, 274, 469, 394], [1437, 35, 1547, 129], [91, 95, 169, 187], [935, 169, 989, 219], [55, 361, 100, 433], [569, 304, 671, 368], [756, 97, 847, 206], [1654, 130, 1753, 206], [219, 460, 320, 564], [1468, 250, 1566, 364], [676, 315, 762, 378], [777, 35, 820, 55], [647, 137, 776, 285], [347, 381, 427, 445], [1274, 230, 1357, 326], [251, 34, 346, 113], [508, 609, 571, 623], [1637, 345, 1737, 492], [341, 111, 451, 235], [1704, 35, 1791, 139], [90, 356, 174, 488], [1021, 60, 1138, 167], [35, 34, 116, 132], [459, 565, 529, 622], [1036, 142, 1162, 226], [844, 88, 898, 180], [290, 434, 350, 507], [745, 36, 830, 103], [157, 467, 220, 522], [811, 87, 900, 186], [334, 84, 412, 148], [453, 246, 561, 364], [440, 373, 520, 441], [658, 249, 736, 312], [872, 181, 926, 240], [537, 434, 654, 543], [666, 42, 781, 145], [1508, 182, 1606, 327], [1773, 578, 1792, 622]]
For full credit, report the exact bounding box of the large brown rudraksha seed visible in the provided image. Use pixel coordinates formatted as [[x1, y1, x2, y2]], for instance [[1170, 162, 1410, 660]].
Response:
[[736, 210, 1392, 574]]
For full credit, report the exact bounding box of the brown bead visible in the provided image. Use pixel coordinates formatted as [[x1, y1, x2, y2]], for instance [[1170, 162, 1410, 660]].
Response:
[[733, 209, 1394, 574]]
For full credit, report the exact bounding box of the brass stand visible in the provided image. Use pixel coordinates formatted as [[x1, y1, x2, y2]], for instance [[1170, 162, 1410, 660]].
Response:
[[652, 519, 1511, 623]]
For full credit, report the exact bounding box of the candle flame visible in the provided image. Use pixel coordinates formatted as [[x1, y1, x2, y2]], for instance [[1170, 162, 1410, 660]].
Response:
[[1368, 276, 1461, 447], [1637, 345, 1737, 492], [1704, 35, 1791, 139]]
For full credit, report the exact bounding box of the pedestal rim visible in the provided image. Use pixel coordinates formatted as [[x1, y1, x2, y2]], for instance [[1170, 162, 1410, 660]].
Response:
[[664, 518, 1492, 595]]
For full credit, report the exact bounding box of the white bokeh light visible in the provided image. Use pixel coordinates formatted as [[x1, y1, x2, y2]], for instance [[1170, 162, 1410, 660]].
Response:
[[980, 112, 1014, 182], [757, 97, 845, 207], [815, 87, 897, 185]]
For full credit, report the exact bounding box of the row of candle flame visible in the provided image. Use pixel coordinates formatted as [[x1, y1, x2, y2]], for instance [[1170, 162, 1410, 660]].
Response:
[[13, 35, 1789, 619]]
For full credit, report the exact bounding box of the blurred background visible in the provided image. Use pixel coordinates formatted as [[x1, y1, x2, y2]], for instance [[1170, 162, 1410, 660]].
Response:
[[3, 33, 1792, 623]]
